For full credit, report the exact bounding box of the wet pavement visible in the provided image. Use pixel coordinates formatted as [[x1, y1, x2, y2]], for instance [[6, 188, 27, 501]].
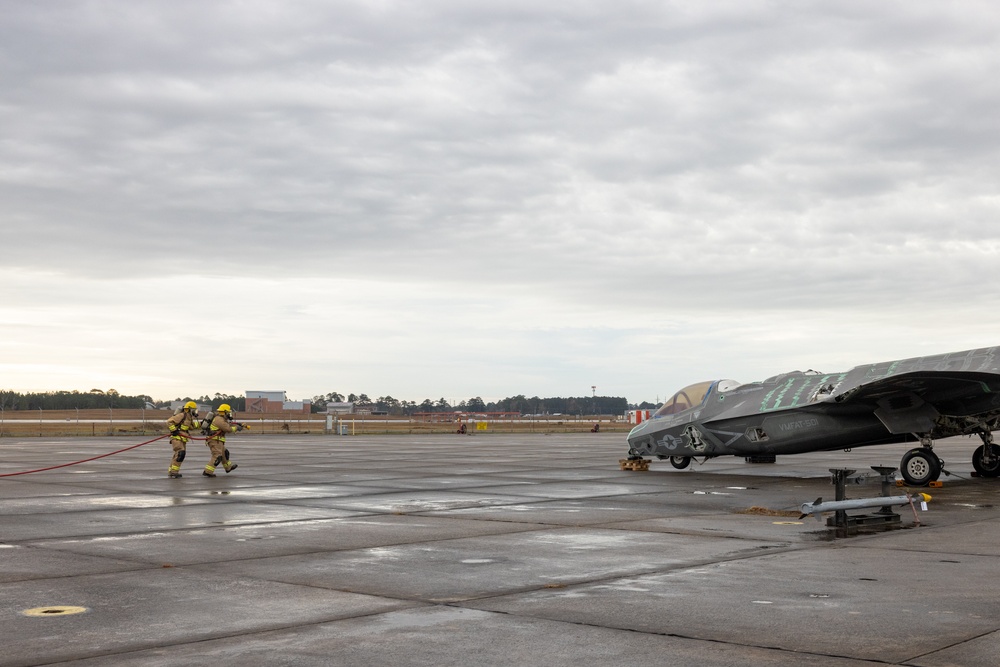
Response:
[[2, 433, 1000, 666]]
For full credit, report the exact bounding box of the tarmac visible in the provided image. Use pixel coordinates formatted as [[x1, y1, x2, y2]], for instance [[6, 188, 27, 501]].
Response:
[[2, 432, 1000, 666]]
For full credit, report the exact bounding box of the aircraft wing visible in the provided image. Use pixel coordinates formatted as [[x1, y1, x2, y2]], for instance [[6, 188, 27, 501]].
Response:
[[832, 371, 1000, 434]]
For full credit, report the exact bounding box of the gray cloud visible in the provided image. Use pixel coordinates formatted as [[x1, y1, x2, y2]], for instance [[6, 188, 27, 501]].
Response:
[[3, 1, 1000, 401]]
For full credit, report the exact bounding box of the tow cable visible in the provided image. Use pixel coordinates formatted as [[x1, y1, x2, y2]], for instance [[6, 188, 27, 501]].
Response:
[[0, 434, 177, 477]]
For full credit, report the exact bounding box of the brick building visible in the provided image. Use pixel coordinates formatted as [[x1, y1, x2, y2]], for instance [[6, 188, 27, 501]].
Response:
[[245, 390, 311, 415]]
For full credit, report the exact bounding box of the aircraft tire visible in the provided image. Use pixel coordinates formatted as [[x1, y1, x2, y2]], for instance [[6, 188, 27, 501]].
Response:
[[972, 444, 1000, 477], [669, 456, 691, 470], [900, 448, 942, 486]]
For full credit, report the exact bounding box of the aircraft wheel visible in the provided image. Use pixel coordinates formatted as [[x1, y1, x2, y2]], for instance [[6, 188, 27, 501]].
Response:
[[900, 448, 942, 486], [669, 456, 691, 470], [972, 444, 1000, 477]]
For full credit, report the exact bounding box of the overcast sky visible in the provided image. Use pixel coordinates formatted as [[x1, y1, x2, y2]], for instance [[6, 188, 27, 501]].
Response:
[[3, 1, 1000, 406]]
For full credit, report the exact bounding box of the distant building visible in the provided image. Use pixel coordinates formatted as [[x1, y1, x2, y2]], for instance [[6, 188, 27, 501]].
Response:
[[246, 391, 285, 413], [245, 390, 311, 415]]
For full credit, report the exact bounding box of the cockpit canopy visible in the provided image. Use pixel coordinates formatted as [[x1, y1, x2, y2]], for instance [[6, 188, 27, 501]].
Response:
[[654, 381, 715, 417], [654, 379, 741, 418]]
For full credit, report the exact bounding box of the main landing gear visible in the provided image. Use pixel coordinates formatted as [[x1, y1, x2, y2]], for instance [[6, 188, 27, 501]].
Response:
[[899, 446, 942, 486], [899, 430, 1000, 486]]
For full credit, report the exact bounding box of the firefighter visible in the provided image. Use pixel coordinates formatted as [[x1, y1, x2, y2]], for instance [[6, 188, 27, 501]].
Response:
[[165, 401, 200, 478], [203, 403, 244, 477]]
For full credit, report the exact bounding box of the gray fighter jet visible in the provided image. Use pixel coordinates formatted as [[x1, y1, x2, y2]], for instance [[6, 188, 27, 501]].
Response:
[[626, 346, 1000, 485]]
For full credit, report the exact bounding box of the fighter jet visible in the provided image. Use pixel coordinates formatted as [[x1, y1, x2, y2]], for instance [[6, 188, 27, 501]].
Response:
[[626, 346, 1000, 486]]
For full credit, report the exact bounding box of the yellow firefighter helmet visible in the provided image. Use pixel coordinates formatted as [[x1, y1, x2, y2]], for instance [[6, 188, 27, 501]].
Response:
[[217, 403, 232, 415], [184, 401, 197, 411]]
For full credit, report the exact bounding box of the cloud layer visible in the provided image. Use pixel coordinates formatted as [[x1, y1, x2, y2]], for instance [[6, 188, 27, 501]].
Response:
[[3, 1, 1000, 403]]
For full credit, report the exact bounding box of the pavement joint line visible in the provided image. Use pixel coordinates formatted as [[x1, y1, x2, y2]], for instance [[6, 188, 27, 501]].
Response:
[[104, 539, 821, 608], [327, 544, 818, 606], [11, 603, 433, 666], [899, 628, 1000, 665], [449, 603, 906, 666], [2, 514, 386, 544], [13, 522, 563, 569], [584, 520, 817, 539]]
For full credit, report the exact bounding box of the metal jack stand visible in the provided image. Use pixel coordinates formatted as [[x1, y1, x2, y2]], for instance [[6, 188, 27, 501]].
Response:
[[827, 467, 903, 537], [871, 466, 900, 516]]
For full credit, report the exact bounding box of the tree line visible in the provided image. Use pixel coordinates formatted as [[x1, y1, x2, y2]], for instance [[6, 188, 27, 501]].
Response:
[[311, 392, 635, 416], [0, 389, 249, 412], [1, 389, 654, 416], [0, 389, 150, 410]]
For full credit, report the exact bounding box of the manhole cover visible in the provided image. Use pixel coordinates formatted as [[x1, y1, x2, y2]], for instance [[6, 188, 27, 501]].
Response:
[[22, 606, 88, 617]]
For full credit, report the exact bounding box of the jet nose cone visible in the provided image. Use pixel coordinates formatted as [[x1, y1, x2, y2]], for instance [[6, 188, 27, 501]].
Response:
[[627, 420, 650, 444]]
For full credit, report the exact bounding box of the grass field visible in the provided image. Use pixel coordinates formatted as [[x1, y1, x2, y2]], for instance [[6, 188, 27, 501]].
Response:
[[0, 409, 634, 437]]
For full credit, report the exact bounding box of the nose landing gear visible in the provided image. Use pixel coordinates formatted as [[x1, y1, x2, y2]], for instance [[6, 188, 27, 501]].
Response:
[[972, 430, 1000, 478], [669, 455, 691, 469]]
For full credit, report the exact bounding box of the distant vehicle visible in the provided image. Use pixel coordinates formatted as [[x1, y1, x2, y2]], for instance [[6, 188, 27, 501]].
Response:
[[625, 346, 1000, 486]]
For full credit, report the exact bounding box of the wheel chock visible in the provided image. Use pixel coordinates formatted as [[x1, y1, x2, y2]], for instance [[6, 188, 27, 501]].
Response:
[[895, 479, 943, 487], [619, 458, 650, 472]]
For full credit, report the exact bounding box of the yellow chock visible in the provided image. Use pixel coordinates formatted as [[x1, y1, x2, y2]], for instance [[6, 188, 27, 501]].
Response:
[[896, 479, 942, 488]]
